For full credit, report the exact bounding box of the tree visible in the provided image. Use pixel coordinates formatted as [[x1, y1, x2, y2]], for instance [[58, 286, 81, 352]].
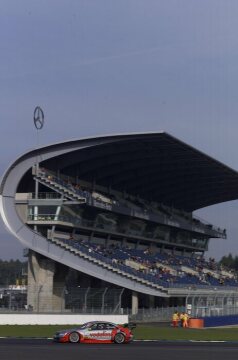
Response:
[[220, 254, 238, 271], [0, 259, 27, 286]]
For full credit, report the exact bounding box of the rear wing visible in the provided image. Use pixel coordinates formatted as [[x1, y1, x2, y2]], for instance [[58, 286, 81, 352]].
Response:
[[123, 322, 137, 330]]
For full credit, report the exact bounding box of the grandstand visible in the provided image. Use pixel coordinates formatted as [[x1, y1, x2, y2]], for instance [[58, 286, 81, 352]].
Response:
[[1, 132, 238, 317]]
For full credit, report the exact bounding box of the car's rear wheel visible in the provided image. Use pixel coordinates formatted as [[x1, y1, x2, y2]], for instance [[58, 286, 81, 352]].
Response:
[[114, 332, 125, 344], [69, 332, 80, 343]]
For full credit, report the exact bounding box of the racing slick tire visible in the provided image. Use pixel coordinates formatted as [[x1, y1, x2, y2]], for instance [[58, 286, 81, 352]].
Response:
[[69, 332, 80, 343], [114, 332, 125, 344]]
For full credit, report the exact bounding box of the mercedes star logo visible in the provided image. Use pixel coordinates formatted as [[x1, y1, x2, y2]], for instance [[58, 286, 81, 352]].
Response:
[[34, 106, 44, 130]]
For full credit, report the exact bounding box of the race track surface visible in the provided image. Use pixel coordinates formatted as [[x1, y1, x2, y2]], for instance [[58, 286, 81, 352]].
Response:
[[0, 339, 238, 360]]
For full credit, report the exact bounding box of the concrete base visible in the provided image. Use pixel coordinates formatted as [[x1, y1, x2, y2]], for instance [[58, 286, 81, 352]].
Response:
[[27, 251, 68, 312], [0, 314, 128, 325], [132, 291, 138, 315]]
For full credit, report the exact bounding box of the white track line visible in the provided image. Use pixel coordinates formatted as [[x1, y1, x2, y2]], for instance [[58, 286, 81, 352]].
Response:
[[0, 337, 234, 343]]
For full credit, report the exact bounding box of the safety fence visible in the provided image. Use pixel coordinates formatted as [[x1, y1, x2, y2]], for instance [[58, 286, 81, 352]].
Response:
[[1, 285, 238, 321], [65, 287, 124, 314], [0, 286, 124, 314], [186, 293, 238, 318]]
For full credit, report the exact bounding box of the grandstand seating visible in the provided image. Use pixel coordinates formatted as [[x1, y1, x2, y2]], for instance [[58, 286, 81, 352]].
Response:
[[31, 167, 235, 290], [33, 168, 225, 240], [49, 234, 238, 290]]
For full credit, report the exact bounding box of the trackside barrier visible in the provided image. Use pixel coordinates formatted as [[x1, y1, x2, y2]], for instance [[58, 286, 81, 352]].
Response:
[[188, 318, 204, 328], [202, 314, 238, 327], [0, 314, 128, 325]]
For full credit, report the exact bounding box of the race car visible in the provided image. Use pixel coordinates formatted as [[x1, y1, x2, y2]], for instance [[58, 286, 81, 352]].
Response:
[[53, 321, 135, 344]]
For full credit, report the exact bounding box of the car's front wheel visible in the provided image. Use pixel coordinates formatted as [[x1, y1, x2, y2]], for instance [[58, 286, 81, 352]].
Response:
[[69, 332, 80, 343], [114, 332, 125, 344]]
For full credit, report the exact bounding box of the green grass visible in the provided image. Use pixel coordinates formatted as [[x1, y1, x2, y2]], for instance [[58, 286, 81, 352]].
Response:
[[0, 325, 66, 338], [0, 325, 238, 341], [133, 326, 238, 341]]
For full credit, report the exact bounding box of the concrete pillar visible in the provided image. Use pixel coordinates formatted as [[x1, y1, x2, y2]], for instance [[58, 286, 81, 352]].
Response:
[[53, 262, 69, 312], [163, 297, 170, 307], [27, 251, 55, 312], [27, 251, 68, 312], [132, 291, 138, 315], [52, 284, 65, 311], [105, 234, 110, 247], [149, 295, 155, 308]]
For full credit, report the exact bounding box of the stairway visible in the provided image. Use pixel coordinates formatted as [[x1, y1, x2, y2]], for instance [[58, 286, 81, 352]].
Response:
[[34, 169, 86, 203]]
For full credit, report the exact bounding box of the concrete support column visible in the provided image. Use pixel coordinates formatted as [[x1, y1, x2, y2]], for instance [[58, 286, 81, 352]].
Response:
[[132, 291, 138, 315], [105, 234, 110, 247], [163, 297, 170, 307], [165, 230, 170, 242], [27, 251, 55, 312], [52, 284, 65, 312], [53, 263, 69, 311], [27, 251, 68, 313], [149, 295, 155, 308], [89, 231, 94, 243]]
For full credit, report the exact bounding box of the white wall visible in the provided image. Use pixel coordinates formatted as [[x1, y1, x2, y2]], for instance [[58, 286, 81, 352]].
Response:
[[0, 314, 129, 325]]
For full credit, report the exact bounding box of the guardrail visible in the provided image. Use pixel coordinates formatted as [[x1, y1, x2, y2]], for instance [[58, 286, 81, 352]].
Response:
[[27, 213, 211, 250], [34, 168, 226, 238]]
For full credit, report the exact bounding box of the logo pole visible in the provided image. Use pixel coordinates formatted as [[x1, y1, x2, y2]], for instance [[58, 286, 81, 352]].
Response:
[[33, 106, 44, 228]]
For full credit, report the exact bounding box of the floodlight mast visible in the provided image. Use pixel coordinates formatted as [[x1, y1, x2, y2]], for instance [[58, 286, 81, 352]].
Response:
[[33, 106, 44, 230]]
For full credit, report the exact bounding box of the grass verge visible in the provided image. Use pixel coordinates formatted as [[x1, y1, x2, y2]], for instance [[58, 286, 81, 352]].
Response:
[[133, 326, 238, 341], [0, 325, 238, 341]]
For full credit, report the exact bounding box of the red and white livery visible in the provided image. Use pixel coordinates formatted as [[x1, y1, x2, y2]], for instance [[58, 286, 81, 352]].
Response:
[[53, 321, 135, 344]]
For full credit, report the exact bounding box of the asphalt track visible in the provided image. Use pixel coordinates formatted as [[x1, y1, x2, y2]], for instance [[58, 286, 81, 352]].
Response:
[[0, 339, 238, 360]]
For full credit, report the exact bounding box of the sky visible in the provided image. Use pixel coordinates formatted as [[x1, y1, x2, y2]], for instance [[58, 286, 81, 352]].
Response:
[[1, 0, 238, 260]]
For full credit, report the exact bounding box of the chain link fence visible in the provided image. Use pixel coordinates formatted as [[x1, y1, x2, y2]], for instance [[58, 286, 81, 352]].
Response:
[[0, 286, 124, 314], [186, 293, 238, 318], [0, 286, 27, 311], [65, 287, 124, 314], [128, 305, 238, 322], [2, 285, 238, 321], [128, 306, 184, 322]]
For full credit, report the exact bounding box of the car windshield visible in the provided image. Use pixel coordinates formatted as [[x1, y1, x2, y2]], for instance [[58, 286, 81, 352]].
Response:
[[80, 322, 92, 329], [79, 322, 117, 330]]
